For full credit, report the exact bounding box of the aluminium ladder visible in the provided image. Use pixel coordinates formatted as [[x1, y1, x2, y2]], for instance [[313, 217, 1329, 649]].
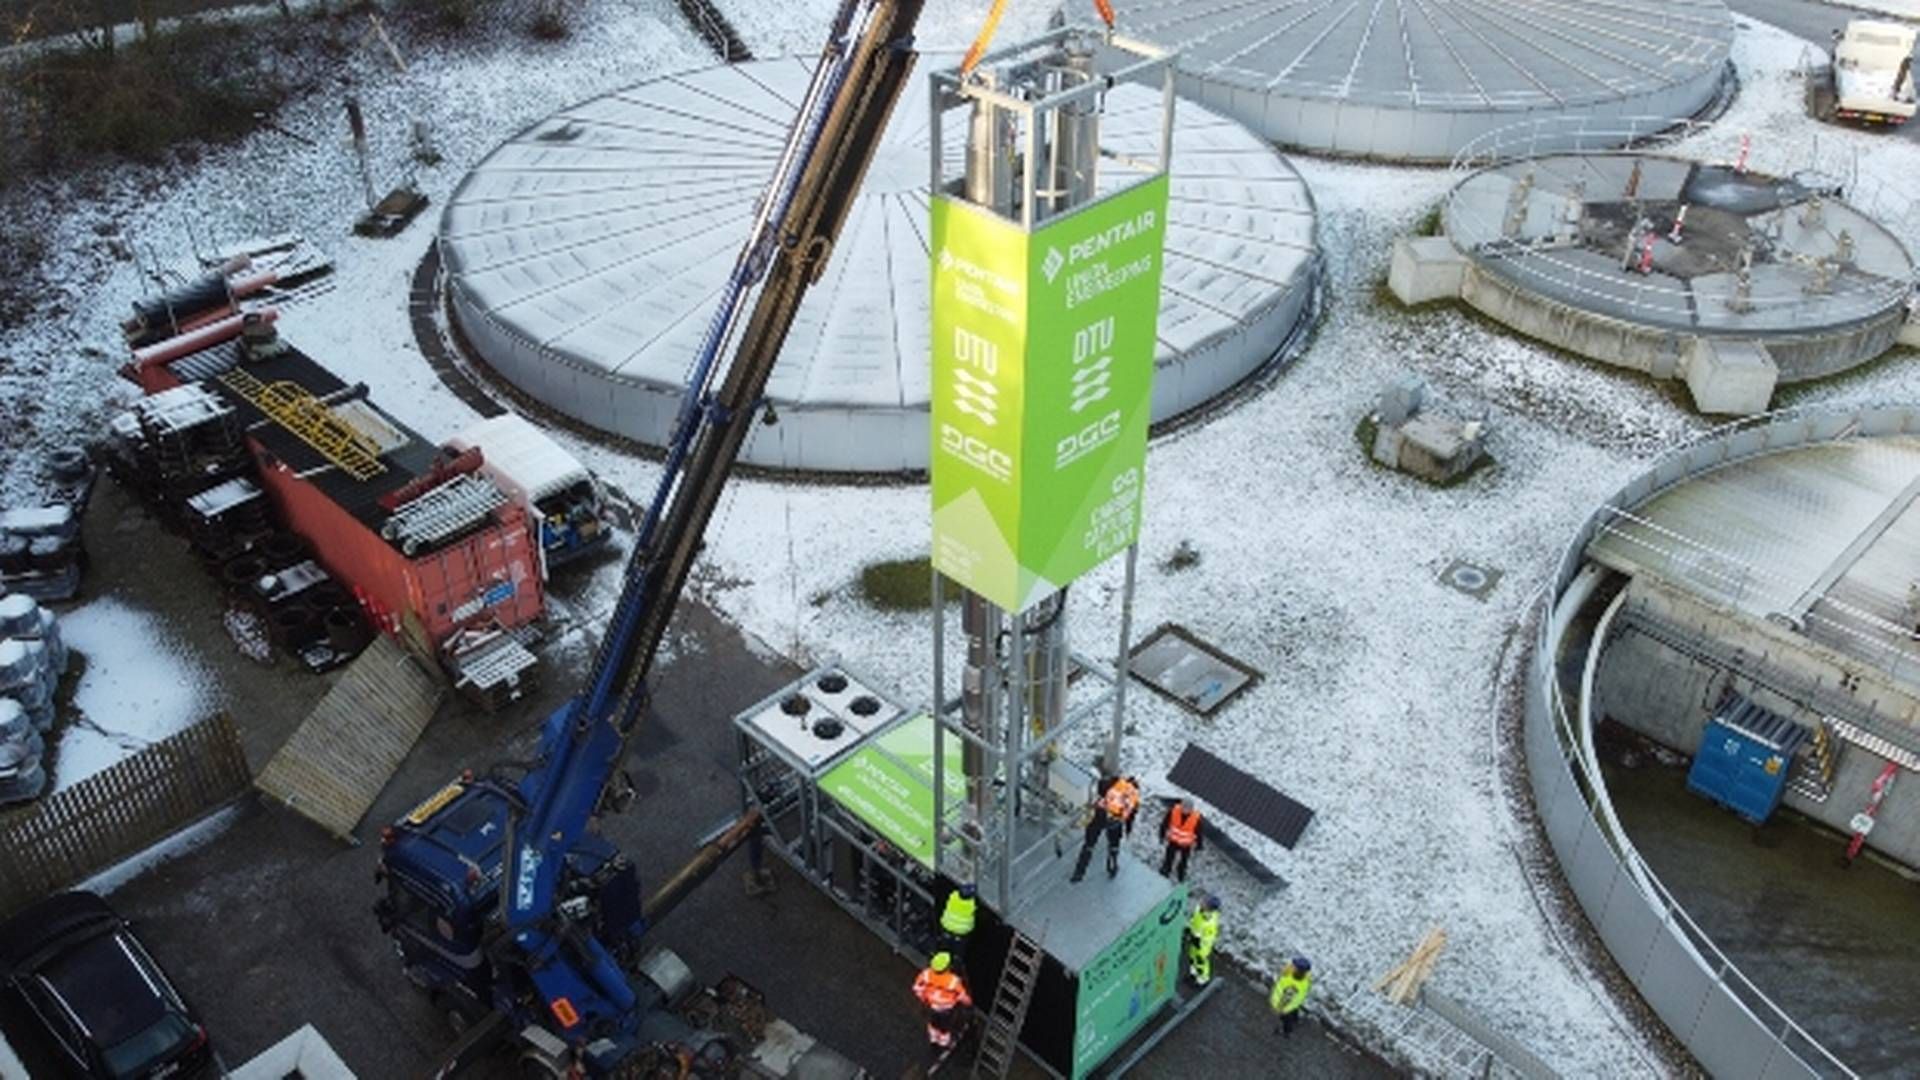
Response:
[[970, 931, 1043, 1080]]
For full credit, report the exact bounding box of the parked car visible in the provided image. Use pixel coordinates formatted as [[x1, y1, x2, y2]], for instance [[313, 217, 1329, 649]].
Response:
[[0, 892, 212, 1078]]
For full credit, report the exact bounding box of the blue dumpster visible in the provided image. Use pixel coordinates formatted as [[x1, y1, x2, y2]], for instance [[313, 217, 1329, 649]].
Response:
[[1685, 696, 1808, 825]]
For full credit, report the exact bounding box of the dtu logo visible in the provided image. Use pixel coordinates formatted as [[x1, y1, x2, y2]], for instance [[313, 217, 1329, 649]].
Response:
[[953, 368, 999, 427], [1069, 357, 1112, 413]]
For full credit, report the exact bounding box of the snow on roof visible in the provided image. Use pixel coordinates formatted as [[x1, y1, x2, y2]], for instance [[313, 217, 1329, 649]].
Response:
[[447, 414, 587, 504]]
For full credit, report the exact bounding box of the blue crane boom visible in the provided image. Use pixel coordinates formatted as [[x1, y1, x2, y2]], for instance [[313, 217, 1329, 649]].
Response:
[[375, 0, 927, 1071]]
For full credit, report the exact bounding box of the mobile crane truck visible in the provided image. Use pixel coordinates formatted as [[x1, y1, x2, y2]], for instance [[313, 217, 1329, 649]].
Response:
[[372, 0, 925, 1072]]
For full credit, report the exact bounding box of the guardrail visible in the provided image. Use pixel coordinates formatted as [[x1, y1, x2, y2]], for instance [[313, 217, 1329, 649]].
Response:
[[1527, 403, 1920, 1078], [1442, 116, 1918, 333]]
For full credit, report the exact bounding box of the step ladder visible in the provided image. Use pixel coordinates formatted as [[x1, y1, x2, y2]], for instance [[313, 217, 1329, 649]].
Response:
[[1786, 719, 1840, 804], [970, 932, 1043, 1080]]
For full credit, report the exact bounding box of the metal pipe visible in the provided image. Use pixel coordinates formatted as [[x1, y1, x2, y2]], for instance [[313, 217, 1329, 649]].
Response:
[[641, 808, 764, 924], [961, 593, 1003, 821], [964, 69, 1016, 215], [931, 568, 946, 878], [1002, 616, 1026, 912], [1105, 543, 1138, 774]]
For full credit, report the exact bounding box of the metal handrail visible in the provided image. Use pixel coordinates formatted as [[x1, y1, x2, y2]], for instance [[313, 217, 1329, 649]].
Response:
[[1440, 117, 1918, 333]]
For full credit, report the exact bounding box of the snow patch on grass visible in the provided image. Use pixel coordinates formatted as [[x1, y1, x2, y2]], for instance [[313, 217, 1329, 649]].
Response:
[[52, 598, 214, 790]]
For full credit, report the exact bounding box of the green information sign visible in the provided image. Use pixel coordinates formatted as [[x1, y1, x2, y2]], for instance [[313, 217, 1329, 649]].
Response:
[[929, 176, 1171, 613], [1072, 882, 1188, 1078], [817, 714, 966, 870]]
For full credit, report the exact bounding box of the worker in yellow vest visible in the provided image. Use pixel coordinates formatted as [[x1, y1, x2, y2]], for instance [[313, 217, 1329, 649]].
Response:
[[1269, 956, 1313, 1038], [938, 883, 977, 958], [1185, 894, 1220, 985], [1158, 798, 1205, 881]]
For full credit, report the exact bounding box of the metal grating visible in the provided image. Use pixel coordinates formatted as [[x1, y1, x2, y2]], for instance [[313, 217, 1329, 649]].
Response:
[[1109, 0, 1733, 162], [1167, 743, 1316, 850], [380, 474, 506, 555], [1128, 624, 1262, 716]]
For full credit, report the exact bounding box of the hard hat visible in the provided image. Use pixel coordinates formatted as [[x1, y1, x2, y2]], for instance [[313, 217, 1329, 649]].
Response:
[[958, 883, 976, 899], [931, 952, 952, 972], [1202, 895, 1220, 911], [1291, 956, 1312, 974]]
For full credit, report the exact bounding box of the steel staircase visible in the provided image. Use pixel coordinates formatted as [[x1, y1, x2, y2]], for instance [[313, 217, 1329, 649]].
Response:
[[971, 931, 1043, 1080]]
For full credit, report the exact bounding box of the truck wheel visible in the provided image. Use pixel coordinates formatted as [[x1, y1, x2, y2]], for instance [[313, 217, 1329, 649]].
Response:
[[515, 1049, 568, 1079], [428, 990, 474, 1036]]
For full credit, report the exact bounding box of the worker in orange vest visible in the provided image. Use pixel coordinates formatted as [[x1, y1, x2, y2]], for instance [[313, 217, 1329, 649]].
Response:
[[1158, 797, 1205, 881], [911, 951, 974, 1050], [1071, 774, 1141, 882]]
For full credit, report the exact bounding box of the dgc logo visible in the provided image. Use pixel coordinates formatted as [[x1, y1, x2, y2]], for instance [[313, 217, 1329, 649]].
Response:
[[941, 423, 1013, 482], [1055, 410, 1121, 469]]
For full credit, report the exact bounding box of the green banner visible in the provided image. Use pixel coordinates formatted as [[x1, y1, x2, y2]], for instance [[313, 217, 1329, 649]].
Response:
[[1072, 882, 1187, 1078], [818, 714, 966, 870], [930, 176, 1170, 613]]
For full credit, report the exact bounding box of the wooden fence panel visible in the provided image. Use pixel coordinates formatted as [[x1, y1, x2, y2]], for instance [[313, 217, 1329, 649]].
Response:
[[0, 712, 252, 919]]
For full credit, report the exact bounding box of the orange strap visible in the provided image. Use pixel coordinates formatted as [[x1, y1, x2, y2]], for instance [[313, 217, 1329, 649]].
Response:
[[958, 0, 1010, 79], [962, 0, 1116, 80]]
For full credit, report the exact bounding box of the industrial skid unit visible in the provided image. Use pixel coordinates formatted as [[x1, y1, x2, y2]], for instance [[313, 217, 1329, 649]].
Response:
[[736, 31, 1206, 1080]]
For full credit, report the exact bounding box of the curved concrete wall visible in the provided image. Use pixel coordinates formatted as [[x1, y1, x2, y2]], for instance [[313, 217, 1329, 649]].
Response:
[[1459, 263, 1910, 385], [1529, 405, 1920, 1079], [1177, 61, 1732, 165], [451, 255, 1321, 474]]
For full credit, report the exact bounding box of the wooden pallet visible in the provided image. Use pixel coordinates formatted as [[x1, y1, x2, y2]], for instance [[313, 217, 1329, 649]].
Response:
[[255, 636, 443, 840]]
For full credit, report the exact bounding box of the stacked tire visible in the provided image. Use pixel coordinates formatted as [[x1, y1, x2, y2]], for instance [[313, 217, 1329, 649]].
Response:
[[0, 590, 67, 806]]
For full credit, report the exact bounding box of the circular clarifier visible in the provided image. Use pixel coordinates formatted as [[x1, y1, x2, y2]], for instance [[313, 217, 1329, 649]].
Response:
[[440, 54, 1321, 473]]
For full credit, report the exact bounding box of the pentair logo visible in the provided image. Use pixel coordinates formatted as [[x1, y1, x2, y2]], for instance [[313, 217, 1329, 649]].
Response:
[[1041, 246, 1065, 283], [938, 248, 954, 271]]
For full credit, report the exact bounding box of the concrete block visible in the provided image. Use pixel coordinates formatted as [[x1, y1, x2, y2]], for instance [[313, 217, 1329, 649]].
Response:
[[1377, 375, 1425, 426], [1397, 414, 1486, 483], [1370, 424, 1404, 467], [1683, 338, 1778, 416], [1388, 236, 1467, 306]]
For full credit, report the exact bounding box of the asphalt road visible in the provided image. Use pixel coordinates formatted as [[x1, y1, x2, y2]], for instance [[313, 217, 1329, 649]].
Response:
[[1727, 0, 1920, 144], [7, 477, 1394, 1079]]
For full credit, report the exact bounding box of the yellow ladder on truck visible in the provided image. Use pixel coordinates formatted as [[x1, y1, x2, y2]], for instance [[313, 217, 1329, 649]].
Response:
[[219, 367, 387, 481]]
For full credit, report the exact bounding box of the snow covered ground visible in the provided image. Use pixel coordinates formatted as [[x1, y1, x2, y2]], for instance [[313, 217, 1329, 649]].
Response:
[[2, 2, 1917, 1075], [51, 597, 214, 790]]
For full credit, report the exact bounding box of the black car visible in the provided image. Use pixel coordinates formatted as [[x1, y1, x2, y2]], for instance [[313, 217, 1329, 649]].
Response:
[[0, 892, 211, 1078]]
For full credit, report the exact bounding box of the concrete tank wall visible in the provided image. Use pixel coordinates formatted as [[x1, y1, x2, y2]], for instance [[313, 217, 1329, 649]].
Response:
[[1460, 263, 1910, 385], [1594, 580, 1920, 869]]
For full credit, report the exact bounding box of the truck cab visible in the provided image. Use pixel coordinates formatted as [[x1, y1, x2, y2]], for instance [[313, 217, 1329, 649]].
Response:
[[375, 777, 647, 1023], [1832, 20, 1918, 124]]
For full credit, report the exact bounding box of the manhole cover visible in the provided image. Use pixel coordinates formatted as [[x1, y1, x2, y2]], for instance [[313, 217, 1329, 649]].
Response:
[[1439, 559, 1502, 601]]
